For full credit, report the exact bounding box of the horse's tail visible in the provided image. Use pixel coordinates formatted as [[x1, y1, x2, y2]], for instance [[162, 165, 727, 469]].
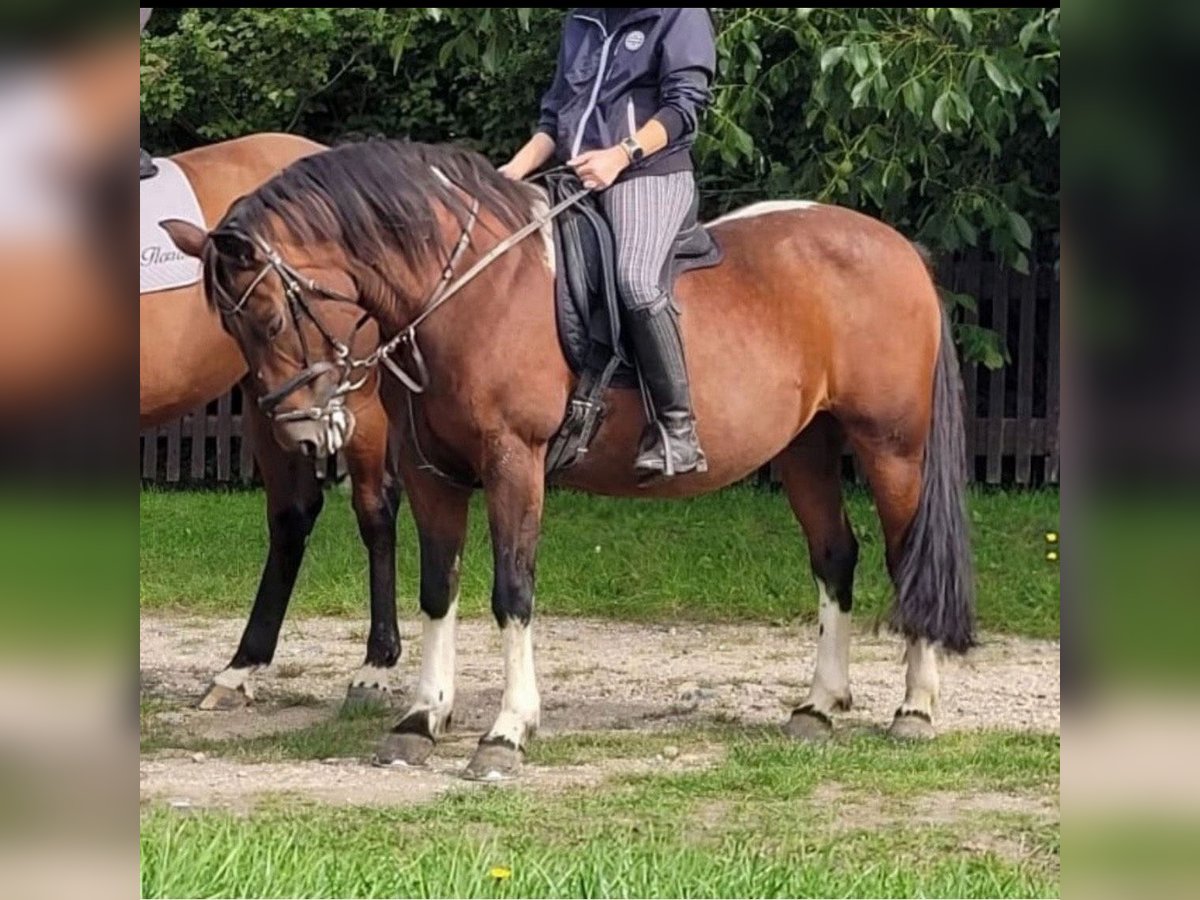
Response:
[[891, 250, 976, 653]]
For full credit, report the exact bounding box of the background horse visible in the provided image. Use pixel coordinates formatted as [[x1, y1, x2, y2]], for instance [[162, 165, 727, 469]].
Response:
[[164, 140, 974, 779], [143, 134, 402, 709]]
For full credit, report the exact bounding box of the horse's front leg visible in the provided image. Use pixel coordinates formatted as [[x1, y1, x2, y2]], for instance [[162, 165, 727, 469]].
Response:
[[375, 457, 470, 766], [343, 395, 403, 711], [464, 437, 545, 780]]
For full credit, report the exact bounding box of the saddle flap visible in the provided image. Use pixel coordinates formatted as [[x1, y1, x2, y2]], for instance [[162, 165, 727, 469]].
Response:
[[542, 170, 723, 389]]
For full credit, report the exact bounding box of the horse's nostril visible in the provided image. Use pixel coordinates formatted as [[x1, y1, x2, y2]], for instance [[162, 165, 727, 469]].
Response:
[[298, 440, 317, 458]]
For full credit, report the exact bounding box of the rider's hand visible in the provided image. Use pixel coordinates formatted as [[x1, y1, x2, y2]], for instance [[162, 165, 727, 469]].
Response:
[[568, 146, 630, 190], [497, 161, 526, 181]]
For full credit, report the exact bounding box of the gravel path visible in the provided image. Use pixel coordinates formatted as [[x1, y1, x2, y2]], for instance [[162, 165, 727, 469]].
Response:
[[140, 614, 1059, 807]]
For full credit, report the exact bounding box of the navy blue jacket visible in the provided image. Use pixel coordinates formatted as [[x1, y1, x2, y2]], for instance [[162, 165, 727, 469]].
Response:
[[536, 8, 716, 178]]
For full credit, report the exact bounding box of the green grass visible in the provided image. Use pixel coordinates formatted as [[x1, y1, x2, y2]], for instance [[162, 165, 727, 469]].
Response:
[[140, 485, 1059, 638], [141, 731, 1059, 898]]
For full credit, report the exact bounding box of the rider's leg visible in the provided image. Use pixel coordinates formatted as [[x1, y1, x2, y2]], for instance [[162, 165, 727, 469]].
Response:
[[600, 172, 705, 478]]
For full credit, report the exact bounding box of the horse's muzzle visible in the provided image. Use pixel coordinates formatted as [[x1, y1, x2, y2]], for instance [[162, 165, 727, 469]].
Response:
[[272, 403, 355, 459]]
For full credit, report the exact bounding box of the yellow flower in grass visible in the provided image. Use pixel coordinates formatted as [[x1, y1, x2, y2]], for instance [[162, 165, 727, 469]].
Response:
[[489, 866, 513, 881], [1046, 551, 1058, 562], [1045, 531, 1058, 543]]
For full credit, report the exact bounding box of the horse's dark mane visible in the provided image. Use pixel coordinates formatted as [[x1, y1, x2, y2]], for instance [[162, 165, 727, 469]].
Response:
[[212, 139, 536, 277]]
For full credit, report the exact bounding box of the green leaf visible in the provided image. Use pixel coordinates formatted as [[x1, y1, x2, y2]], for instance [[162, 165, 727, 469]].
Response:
[[955, 214, 978, 246], [901, 79, 925, 115], [851, 77, 871, 108], [984, 58, 1015, 94], [481, 38, 498, 74], [516, 8, 531, 31], [819, 46, 846, 73], [726, 121, 755, 160], [1019, 15, 1042, 52], [950, 89, 974, 124], [849, 44, 870, 77], [1008, 210, 1033, 249], [949, 8, 973, 37], [932, 92, 953, 133], [1014, 252, 1030, 275], [1044, 108, 1060, 137]]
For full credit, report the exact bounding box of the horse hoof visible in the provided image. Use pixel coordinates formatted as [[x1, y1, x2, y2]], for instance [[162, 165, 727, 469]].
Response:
[[888, 709, 936, 741], [343, 684, 394, 714], [783, 708, 834, 742], [463, 739, 523, 781], [197, 683, 251, 711], [374, 731, 435, 767]]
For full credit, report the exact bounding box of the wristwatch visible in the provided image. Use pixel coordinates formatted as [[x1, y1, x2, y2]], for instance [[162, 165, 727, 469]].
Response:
[[620, 136, 645, 163]]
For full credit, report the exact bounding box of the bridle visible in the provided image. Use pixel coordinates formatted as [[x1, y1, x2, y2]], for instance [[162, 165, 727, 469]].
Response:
[[211, 170, 588, 425]]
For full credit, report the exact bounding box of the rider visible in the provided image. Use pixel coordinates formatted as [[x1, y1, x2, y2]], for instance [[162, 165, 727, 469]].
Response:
[[499, 8, 717, 478], [139, 8, 157, 178]]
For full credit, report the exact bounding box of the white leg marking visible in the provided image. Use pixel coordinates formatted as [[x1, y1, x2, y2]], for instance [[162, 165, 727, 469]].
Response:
[[350, 663, 393, 693], [801, 579, 852, 713], [212, 665, 257, 699], [484, 617, 540, 749], [399, 599, 458, 735], [898, 638, 940, 718]]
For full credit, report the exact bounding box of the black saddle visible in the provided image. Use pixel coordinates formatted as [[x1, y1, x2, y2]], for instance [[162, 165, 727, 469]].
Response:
[[537, 171, 723, 473], [140, 148, 158, 180]]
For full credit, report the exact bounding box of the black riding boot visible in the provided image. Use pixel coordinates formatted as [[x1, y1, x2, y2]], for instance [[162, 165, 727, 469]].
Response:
[[626, 299, 706, 479], [140, 148, 158, 179]]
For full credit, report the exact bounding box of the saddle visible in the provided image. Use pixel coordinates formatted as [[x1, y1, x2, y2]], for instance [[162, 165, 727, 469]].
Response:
[[539, 171, 723, 474]]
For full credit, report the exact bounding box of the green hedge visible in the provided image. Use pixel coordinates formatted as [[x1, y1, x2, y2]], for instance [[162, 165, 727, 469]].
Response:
[[141, 8, 1058, 359]]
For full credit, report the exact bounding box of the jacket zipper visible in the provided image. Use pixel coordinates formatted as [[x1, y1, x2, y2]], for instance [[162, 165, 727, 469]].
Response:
[[570, 16, 615, 159], [626, 97, 637, 139]]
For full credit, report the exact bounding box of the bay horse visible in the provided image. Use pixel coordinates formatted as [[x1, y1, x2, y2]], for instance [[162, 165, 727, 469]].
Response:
[[163, 140, 975, 780], [143, 134, 402, 710]]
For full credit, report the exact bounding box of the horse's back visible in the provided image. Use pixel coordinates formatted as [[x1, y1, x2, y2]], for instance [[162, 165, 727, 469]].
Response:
[[679, 200, 942, 461]]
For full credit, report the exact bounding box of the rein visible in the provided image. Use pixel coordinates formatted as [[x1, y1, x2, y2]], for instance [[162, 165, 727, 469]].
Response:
[[215, 171, 588, 422]]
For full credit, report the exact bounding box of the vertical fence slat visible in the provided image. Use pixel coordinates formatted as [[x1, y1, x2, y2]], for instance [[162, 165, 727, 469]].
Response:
[[1015, 257, 1037, 484], [166, 417, 182, 483], [189, 403, 208, 481], [216, 392, 233, 482], [1046, 278, 1060, 484], [239, 393, 256, 484], [958, 250, 982, 477], [141, 428, 158, 480], [986, 262, 1009, 484]]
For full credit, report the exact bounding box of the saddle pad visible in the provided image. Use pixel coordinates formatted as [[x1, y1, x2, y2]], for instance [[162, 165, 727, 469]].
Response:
[[140, 157, 205, 294]]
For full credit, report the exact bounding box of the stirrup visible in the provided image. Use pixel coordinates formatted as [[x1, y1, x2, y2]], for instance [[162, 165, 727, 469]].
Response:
[[634, 421, 707, 481]]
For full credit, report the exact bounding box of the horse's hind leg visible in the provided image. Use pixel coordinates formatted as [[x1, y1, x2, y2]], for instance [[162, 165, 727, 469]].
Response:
[[375, 456, 470, 767], [342, 394, 402, 711], [199, 402, 323, 710], [848, 434, 939, 740], [776, 414, 859, 741]]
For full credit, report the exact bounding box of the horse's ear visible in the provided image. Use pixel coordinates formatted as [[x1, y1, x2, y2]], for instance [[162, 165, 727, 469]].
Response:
[[160, 219, 208, 259]]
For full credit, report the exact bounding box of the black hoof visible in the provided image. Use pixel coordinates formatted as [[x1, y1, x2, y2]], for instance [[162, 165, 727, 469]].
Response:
[[374, 731, 436, 767], [783, 706, 834, 742], [197, 683, 251, 711], [343, 684, 394, 714], [888, 708, 936, 741], [463, 738, 523, 781]]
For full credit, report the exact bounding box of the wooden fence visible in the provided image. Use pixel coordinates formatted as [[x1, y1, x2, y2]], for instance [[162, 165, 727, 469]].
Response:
[[140, 250, 1059, 487]]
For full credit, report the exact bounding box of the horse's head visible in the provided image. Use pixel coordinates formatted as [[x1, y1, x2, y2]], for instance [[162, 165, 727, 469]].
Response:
[[162, 217, 371, 459], [164, 139, 544, 458]]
